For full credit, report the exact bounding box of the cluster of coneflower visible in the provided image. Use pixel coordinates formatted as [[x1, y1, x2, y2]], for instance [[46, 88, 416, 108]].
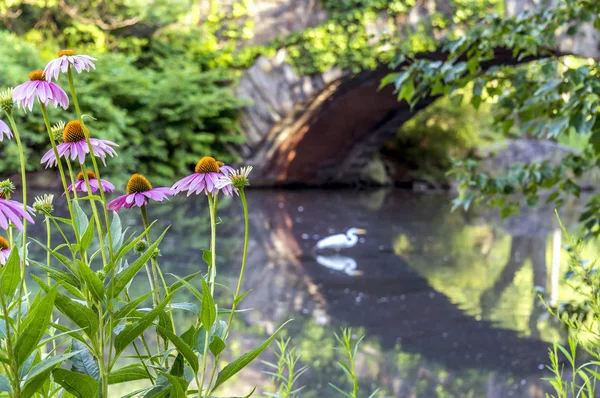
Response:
[[0, 49, 253, 263], [0, 49, 257, 397]]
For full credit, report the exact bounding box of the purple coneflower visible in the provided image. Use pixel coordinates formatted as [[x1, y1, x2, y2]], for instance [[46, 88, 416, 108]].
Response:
[[44, 49, 96, 81], [215, 166, 252, 195], [41, 120, 118, 167], [0, 237, 10, 265], [0, 193, 35, 233], [107, 174, 174, 212], [68, 170, 115, 194], [13, 70, 69, 112], [171, 156, 235, 196], [0, 120, 12, 141]]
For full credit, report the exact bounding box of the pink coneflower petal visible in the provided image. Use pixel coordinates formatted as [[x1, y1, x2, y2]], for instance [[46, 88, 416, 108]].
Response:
[[0, 120, 13, 141], [67, 173, 115, 195], [107, 174, 173, 213], [44, 52, 97, 81], [172, 157, 235, 196], [0, 249, 9, 265], [0, 198, 35, 232], [107, 196, 128, 212], [13, 71, 69, 111], [41, 137, 118, 168]]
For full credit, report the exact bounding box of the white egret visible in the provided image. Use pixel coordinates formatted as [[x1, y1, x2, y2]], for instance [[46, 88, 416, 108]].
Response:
[[315, 228, 367, 251], [316, 255, 360, 276]]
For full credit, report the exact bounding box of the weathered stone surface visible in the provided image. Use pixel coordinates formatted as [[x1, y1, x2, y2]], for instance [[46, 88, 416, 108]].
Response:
[[244, 0, 328, 45], [477, 139, 576, 175]]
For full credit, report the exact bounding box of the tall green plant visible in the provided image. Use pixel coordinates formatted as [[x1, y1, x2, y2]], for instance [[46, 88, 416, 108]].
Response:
[[0, 49, 287, 398]]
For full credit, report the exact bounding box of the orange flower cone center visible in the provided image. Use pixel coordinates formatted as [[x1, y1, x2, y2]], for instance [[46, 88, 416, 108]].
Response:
[[63, 120, 88, 143], [29, 70, 46, 81], [126, 174, 152, 194], [58, 49, 76, 57], [77, 171, 96, 181], [0, 237, 9, 251], [195, 157, 223, 174]]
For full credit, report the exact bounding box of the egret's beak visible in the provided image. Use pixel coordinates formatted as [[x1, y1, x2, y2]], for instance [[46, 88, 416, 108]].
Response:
[[355, 229, 367, 235]]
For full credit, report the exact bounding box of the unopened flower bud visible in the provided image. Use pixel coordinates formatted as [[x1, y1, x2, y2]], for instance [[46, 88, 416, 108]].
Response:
[[0, 88, 13, 113], [50, 121, 66, 143], [134, 239, 148, 254], [0, 179, 15, 200]]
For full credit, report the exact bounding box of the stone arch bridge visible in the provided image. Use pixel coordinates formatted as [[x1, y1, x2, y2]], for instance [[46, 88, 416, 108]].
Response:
[[234, 2, 600, 186]]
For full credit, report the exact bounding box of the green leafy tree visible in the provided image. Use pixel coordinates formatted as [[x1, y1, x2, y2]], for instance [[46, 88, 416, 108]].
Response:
[[382, 0, 600, 235]]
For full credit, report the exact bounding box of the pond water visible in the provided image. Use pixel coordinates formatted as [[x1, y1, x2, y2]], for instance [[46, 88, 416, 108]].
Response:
[[23, 187, 585, 397]]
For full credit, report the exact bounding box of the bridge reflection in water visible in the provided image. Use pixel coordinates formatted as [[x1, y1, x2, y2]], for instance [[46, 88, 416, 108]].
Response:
[[26, 188, 580, 397], [238, 189, 575, 398]]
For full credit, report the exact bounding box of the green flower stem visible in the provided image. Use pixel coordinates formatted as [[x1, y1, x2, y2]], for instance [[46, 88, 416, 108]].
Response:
[[4, 112, 30, 320], [95, 313, 109, 398], [80, 164, 108, 268], [207, 188, 250, 395], [208, 193, 218, 294], [0, 291, 21, 398], [40, 103, 81, 245], [67, 68, 114, 260], [45, 216, 57, 353], [137, 207, 157, 308], [198, 193, 218, 398], [4, 112, 28, 269], [140, 205, 176, 340], [64, 158, 78, 199], [140, 205, 163, 302]]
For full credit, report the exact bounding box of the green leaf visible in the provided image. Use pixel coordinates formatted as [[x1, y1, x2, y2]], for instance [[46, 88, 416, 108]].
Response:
[[168, 271, 200, 292], [171, 302, 199, 315], [33, 276, 98, 336], [160, 373, 187, 398], [114, 290, 177, 355], [114, 292, 153, 321], [52, 368, 99, 398], [26, 350, 82, 381], [209, 336, 226, 356], [1, 247, 20, 298], [398, 79, 415, 103], [71, 340, 100, 382], [156, 326, 199, 372], [77, 260, 104, 302], [234, 290, 251, 306], [211, 320, 292, 393], [14, 287, 57, 366], [29, 260, 79, 289], [108, 363, 150, 384], [0, 375, 12, 392], [72, 201, 89, 240], [22, 368, 53, 398], [202, 249, 212, 267], [107, 227, 169, 299], [80, 217, 95, 252], [378, 72, 401, 90], [200, 277, 216, 329], [110, 211, 123, 251]]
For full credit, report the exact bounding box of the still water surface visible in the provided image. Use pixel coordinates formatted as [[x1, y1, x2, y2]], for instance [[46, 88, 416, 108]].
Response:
[[25, 188, 583, 397]]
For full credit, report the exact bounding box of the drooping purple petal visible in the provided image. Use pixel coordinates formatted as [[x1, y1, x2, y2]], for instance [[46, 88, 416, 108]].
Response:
[[107, 195, 128, 212], [0, 199, 35, 232], [0, 120, 13, 141]]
